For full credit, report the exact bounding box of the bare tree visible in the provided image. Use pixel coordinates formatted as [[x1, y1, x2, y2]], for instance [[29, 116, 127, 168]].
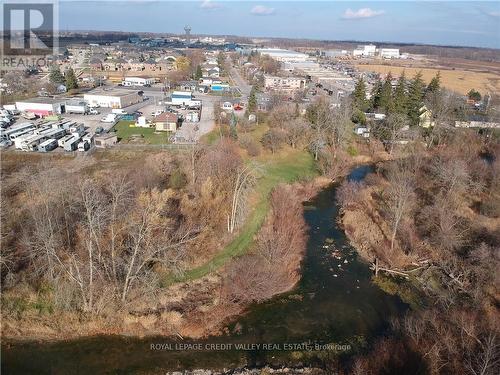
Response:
[[385, 160, 416, 253], [261, 128, 286, 154], [227, 163, 258, 234], [284, 117, 309, 148], [104, 173, 133, 281], [466, 333, 500, 375]]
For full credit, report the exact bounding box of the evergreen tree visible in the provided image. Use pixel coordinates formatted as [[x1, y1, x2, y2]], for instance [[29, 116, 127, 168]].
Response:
[[352, 77, 368, 112], [379, 73, 394, 113], [426, 71, 441, 94], [371, 77, 383, 110], [407, 71, 426, 126], [195, 65, 203, 80], [247, 86, 257, 113], [65, 68, 78, 90], [351, 109, 367, 125], [49, 65, 65, 85], [393, 72, 408, 114], [467, 89, 481, 102]]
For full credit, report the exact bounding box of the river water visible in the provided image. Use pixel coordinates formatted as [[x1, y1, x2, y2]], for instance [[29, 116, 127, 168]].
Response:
[[1, 165, 408, 374]]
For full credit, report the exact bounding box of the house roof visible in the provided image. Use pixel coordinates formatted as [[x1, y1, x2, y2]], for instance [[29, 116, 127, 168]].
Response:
[[154, 112, 178, 123]]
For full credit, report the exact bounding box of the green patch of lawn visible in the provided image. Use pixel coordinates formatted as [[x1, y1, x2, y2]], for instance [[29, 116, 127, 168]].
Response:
[[168, 148, 316, 285], [199, 128, 221, 145], [113, 120, 170, 145]]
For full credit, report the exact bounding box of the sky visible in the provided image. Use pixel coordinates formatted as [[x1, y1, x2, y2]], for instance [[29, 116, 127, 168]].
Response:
[[57, 1, 500, 48]]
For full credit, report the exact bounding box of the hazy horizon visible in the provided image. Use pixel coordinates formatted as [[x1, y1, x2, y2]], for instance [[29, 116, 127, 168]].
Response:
[[54, 1, 500, 49]]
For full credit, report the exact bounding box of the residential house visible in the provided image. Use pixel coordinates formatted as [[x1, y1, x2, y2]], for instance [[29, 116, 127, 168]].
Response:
[[419, 105, 435, 128], [153, 112, 179, 132]]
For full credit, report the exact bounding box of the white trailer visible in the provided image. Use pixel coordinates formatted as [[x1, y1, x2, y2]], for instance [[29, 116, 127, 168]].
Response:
[[64, 136, 80, 151], [39, 127, 67, 140], [38, 138, 58, 152], [7, 128, 34, 141], [58, 134, 74, 148], [69, 124, 85, 137], [1, 122, 35, 141], [82, 133, 94, 145], [14, 133, 38, 149], [66, 101, 89, 114], [77, 141, 90, 151], [20, 134, 48, 151]]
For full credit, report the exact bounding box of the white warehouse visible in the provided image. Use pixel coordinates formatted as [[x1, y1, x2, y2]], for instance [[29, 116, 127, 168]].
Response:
[[353, 44, 377, 57], [15, 97, 67, 117], [122, 77, 155, 87], [379, 48, 400, 59], [257, 48, 310, 63], [84, 88, 142, 109]]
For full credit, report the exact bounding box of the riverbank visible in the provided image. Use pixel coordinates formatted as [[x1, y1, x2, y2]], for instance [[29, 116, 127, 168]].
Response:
[[1, 170, 320, 343], [3, 164, 410, 374], [2, 145, 391, 344]]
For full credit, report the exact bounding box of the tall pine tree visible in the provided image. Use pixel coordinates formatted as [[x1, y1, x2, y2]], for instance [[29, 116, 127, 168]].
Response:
[[407, 71, 426, 126], [352, 77, 368, 112], [195, 65, 203, 80], [379, 72, 394, 113], [393, 72, 408, 115], [49, 65, 65, 85], [65, 68, 78, 90], [371, 77, 383, 110], [426, 71, 441, 94], [247, 85, 257, 114]]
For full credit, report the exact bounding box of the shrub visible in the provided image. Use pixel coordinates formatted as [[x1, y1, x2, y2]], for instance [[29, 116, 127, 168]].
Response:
[[169, 169, 187, 189]]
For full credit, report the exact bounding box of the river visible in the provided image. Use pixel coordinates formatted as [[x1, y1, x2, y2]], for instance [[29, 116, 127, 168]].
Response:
[[1, 165, 408, 374]]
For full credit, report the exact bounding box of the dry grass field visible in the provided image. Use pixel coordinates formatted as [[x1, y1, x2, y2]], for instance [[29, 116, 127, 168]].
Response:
[[355, 57, 500, 99]]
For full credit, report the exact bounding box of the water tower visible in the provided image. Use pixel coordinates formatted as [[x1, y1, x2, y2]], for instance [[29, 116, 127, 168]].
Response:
[[184, 25, 192, 44]]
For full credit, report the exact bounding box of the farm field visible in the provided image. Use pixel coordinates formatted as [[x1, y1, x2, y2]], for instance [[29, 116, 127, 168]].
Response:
[[356, 63, 500, 97]]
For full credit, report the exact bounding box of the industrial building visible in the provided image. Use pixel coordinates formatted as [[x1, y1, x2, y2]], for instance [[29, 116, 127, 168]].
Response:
[[84, 88, 142, 109], [353, 44, 377, 57], [15, 98, 67, 117], [264, 75, 306, 92], [122, 77, 155, 86], [379, 48, 400, 59], [257, 48, 310, 63]]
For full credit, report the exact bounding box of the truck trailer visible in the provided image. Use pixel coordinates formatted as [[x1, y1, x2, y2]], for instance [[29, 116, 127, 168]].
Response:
[[38, 138, 58, 152], [64, 136, 81, 151], [66, 101, 89, 114]]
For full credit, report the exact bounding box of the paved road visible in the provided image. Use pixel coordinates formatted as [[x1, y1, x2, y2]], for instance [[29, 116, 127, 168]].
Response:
[[229, 65, 251, 98]]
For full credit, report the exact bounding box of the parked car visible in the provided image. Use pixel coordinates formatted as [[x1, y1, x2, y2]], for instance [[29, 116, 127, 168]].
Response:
[[89, 103, 101, 108], [88, 108, 100, 115], [112, 109, 127, 115], [151, 110, 164, 116]]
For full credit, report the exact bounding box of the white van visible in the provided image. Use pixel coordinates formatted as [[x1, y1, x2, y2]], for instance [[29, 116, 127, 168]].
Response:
[[101, 114, 117, 123], [112, 109, 127, 115]]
